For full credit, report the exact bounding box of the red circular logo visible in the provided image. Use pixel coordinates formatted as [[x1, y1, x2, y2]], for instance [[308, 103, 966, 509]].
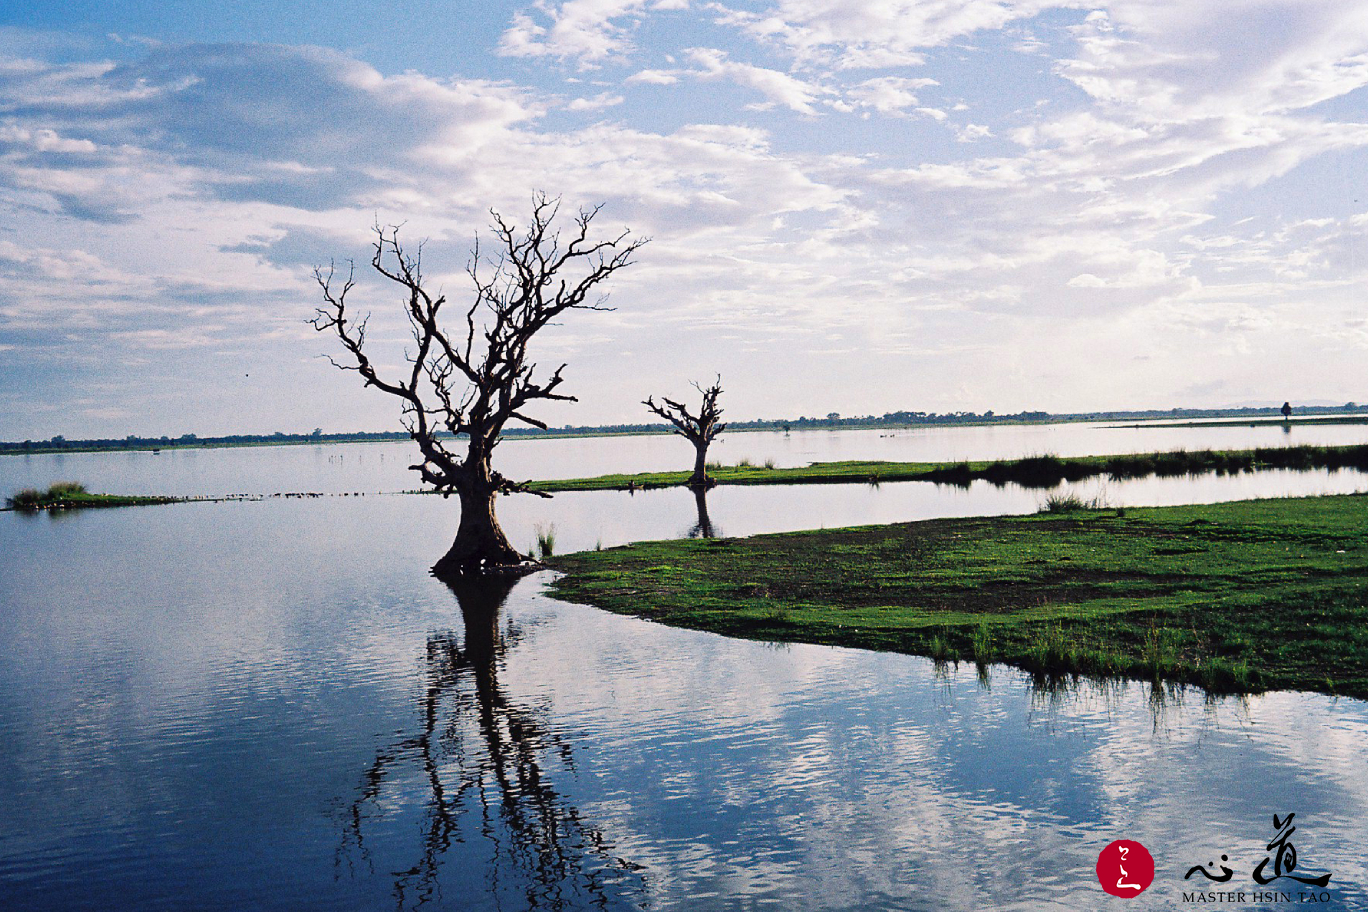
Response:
[[1096, 840, 1154, 897]]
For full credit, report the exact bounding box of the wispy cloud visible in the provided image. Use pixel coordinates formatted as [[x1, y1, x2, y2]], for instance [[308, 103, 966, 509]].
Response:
[[684, 46, 830, 113], [499, 0, 683, 66], [709, 0, 1079, 69]]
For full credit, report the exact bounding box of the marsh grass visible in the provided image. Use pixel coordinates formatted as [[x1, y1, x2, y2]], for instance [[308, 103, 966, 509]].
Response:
[[1039, 490, 1111, 513], [534, 523, 558, 559], [759, 604, 790, 624], [5, 482, 182, 512], [970, 622, 995, 661], [7, 487, 45, 509], [8, 481, 90, 509], [3, 481, 138, 511]]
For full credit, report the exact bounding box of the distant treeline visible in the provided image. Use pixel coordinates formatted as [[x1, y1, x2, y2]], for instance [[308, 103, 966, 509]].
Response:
[[4, 403, 1365, 455], [0, 429, 412, 455]]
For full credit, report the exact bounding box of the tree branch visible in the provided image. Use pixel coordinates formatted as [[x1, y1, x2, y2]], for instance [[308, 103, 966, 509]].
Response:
[[644, 376, 726, 444], [313, 196, 647, 497]]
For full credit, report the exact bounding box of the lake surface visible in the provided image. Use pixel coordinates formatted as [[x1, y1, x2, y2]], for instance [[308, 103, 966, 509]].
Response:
[[2, 426, 1367, 910], [3, 418, 1366, 497]]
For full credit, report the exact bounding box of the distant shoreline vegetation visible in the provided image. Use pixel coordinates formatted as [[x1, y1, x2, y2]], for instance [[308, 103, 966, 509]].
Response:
[[3, 403, 1366, 457]]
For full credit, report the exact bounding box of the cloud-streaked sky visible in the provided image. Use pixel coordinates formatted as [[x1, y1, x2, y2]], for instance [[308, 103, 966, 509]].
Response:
[[2, 1, 1366, 439]]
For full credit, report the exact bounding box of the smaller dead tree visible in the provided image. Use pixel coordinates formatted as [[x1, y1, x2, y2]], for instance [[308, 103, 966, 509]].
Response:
[[644, 378, 726, 488]]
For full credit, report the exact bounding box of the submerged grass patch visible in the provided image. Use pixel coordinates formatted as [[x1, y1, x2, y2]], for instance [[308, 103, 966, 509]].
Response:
[[547, 494, 1368, 698]]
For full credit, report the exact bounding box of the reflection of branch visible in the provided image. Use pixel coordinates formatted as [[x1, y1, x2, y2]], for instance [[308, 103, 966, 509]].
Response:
[[339, 576, 645, 911]]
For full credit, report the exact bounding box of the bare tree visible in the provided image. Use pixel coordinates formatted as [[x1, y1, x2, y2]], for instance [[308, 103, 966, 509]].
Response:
[[313, 194, 646, 576], [644, 377, 726, 488]]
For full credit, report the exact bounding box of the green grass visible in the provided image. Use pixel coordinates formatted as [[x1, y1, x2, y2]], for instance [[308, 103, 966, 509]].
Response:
[[534, 523, 558, 558], [547, 494, 1368, 698], [5, 482, 184, 511], [527, 443, 1368, 493], [1040, 491, 1111, 513]]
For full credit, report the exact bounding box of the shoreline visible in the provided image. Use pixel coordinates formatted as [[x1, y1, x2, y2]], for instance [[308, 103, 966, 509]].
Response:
[[547, 494, 1368, 699]]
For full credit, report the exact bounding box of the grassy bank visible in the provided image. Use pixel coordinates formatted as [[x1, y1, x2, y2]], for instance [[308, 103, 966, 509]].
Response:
[[4, 482, 183, 511], [547, 494, 1368, 698], [530, 443, 1368, 492]]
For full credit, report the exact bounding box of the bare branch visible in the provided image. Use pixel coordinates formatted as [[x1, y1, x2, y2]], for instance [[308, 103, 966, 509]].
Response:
[[644, 376, 726, 445], [313, 196, 646, 572], [644, 376, 726, 489]]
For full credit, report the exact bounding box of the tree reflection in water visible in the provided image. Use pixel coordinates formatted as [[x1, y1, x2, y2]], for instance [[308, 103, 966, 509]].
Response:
[[340, 575, 646, 911], [685, 487, 718, 539]]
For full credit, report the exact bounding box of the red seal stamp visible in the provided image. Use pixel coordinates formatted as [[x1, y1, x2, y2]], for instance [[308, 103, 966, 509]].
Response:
[[1097, 839, 1154, 897]]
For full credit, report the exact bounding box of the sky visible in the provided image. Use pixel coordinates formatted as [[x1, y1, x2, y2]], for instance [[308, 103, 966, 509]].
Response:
[[1, 1, 1367, 439]]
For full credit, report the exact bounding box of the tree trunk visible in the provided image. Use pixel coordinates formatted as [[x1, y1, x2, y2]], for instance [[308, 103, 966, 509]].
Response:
[[689, 440, 712, 488], [432, 486, 526, 578]]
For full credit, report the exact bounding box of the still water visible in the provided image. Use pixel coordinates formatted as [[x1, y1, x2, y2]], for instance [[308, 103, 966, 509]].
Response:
[[2, 428, 1368, 910], [2, 418, 1366, 497]]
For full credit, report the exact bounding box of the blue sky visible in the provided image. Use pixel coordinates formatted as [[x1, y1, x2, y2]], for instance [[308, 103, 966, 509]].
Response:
[[2, 1, 1367, 438]]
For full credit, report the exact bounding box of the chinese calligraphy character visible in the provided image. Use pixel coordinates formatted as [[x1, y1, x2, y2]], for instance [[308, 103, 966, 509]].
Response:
[[1185, 854, 1234, 883], [1252, 814, 1331, 888], [1116, 845, 1143, 892]]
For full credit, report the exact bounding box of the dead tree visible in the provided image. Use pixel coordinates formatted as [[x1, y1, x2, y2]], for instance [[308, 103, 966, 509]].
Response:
[[313, 194, 646, 576], [644, 377, 726, 488]]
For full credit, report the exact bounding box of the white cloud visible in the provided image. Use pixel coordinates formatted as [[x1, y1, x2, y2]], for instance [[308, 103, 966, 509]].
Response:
[[626, 51, 946, 119], [844, 76, 939, 117], [498, 0, 661, 66], [626, 68, 680, 84], [567, 91, 626, 110], [711, 0, 1081, 68], [0, 124, 98, 153], [684, 46, 830, 114]]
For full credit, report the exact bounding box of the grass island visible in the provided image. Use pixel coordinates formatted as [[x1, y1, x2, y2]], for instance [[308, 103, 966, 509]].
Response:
[[3, 482, 184, 512], [548, 494, 1368, 699]]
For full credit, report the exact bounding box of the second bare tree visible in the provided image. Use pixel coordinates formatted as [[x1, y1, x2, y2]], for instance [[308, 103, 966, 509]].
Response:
[[644, 378, 727, 488]]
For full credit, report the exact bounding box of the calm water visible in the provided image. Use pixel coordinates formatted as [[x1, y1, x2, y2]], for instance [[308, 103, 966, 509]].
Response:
[[3, 428, 1368, 910], [3, 419, 1366, 497]]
